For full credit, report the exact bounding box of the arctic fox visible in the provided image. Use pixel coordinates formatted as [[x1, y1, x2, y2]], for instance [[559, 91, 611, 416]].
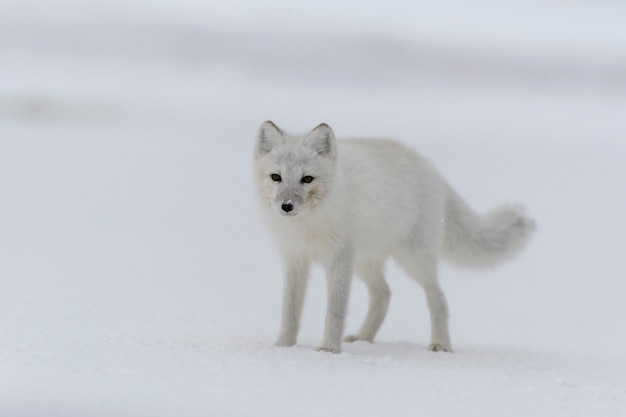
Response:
[[253, 121, 535, 353]]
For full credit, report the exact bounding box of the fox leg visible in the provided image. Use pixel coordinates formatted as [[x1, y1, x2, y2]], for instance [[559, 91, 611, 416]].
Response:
[[394, 250, 452, 352], [317, 248, 353, 353], [275, 257, 310, 347], [344, 260, 390, 343]]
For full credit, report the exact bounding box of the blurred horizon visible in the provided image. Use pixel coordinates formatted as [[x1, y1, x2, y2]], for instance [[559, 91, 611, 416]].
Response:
[[3, 1, 626, 92], [2, 0, 626, 132]]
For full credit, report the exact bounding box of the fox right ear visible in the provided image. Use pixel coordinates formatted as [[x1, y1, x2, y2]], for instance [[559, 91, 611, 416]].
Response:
[[306, 123, 336, 157], [256, 120, 284, 154]]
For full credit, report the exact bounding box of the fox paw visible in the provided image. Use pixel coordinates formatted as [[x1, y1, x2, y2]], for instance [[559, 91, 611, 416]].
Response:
[[343, 334, 373, 343], [275, 338, 297, 347], [428, 343, 452, 352], [315, 345, 341, 354]]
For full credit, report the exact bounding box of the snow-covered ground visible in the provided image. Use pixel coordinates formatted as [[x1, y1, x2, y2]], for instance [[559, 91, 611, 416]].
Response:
[[1, 1, 626, 416]]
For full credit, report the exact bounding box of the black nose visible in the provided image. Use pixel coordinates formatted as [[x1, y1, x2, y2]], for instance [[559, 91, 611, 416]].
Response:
[[281, 202, 294, 213]]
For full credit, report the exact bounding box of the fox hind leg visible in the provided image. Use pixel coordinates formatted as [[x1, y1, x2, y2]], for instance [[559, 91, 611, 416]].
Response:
[[344, 260, 390, 343], [393, 250, 452, 352]]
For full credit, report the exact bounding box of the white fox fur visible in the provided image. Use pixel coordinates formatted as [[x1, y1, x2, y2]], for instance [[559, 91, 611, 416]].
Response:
[[253, 121, 535, 353]]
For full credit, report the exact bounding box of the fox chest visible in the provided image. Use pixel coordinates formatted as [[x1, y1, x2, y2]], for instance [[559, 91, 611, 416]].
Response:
[[274, 220, 344, 261]]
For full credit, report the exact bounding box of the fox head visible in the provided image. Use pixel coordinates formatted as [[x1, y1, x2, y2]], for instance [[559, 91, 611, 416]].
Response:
[[253, 121, 338, 217]]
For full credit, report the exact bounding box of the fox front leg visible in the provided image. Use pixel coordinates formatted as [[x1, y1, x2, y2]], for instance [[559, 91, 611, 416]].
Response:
[[317, 248, 353, 353], [275, 258, 310, 347]]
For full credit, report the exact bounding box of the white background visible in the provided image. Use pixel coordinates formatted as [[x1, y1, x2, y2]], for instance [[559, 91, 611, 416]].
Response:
[[1, 1, 626, 416]]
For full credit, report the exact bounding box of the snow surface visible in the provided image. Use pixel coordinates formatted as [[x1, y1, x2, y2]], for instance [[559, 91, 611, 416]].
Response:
[[1, 1, 626, 416]]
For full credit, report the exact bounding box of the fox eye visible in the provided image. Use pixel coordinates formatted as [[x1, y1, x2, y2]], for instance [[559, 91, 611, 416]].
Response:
[[301, 175, 314, 184], [270, 173, 282, 182]]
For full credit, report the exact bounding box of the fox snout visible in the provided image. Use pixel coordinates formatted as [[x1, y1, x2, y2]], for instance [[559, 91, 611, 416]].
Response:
[[281, 200, 294, 213], [277, 196, 301, 215], [276, 187, 304, 215]]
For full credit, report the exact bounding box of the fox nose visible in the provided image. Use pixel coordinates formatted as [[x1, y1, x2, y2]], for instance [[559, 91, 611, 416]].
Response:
[[281, 202, 294, 213]]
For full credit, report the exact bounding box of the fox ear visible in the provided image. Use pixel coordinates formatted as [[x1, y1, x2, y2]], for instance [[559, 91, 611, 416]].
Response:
[[306, 123, 336, 157], [257, 120, 284, 154]]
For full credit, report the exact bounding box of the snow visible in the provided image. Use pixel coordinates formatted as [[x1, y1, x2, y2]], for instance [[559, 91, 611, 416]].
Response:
[[2, 1, 626, 416]]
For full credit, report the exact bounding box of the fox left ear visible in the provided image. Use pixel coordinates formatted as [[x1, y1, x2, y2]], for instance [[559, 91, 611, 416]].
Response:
[[306, 123, 336, 157], [256, 120, 284, 154]]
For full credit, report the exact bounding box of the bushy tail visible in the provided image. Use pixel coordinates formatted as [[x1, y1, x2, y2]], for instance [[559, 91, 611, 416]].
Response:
[[442, 185, 536, 268]]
